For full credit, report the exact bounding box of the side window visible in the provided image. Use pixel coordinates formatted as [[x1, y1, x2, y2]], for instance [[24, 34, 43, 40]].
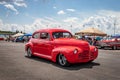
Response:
[[63, 33, 71, 38], [40, 32, 50, 40], [33, 33, 40, 39]]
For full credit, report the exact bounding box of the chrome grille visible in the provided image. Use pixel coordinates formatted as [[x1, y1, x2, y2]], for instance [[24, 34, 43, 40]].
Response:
[[90, 52, 94, 58], [79, 50, 89, 59]]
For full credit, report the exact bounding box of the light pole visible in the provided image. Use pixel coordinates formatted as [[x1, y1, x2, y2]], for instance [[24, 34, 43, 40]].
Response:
[[46, 25, 48, 28], [113, 19, 117, 36], [97, 24, 100, 28], [58, 25, 61, 28], [70, 25, 72, 33], [83, 24, 85, 27], [97, 24, 101, 31], [12, 26, 14, 32], [23, 25, 25, 33]]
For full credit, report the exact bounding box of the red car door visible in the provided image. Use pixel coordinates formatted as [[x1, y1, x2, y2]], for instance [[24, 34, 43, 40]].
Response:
[[41, 40, 54, 56], [39, 32, 54, 56], [32, 32, 40, 53]]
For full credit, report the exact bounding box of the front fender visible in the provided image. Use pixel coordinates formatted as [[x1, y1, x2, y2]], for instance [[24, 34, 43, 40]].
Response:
[[90, 45, 98, 59], [51, 46, 82, 62]]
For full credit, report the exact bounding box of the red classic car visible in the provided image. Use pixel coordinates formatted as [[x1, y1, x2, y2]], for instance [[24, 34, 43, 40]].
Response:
[[97, 37, 120, 50], [25, 29, 98, 66]]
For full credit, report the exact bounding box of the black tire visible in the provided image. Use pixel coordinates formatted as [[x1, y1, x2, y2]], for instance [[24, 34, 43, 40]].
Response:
[[98, 46, 102, 49], [87, 60, 94, 63], [57, 54, 70, 67], [101, 46, 105, 49], [26, 47, 33, 58], [112, 46, 117, 50]]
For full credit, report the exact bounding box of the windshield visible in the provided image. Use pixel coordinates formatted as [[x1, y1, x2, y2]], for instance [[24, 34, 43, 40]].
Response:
[[52, 32, 72, 39]]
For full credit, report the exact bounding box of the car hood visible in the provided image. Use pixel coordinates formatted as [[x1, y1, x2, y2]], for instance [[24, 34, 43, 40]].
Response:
[[54, 38, 90, 50]]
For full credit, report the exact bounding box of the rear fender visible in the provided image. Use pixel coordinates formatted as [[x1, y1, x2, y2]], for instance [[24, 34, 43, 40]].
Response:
[[25, 42, 33, 52]]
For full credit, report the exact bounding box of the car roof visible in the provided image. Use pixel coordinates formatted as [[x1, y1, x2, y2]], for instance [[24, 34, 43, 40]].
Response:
[[35, 28, 70, 33]]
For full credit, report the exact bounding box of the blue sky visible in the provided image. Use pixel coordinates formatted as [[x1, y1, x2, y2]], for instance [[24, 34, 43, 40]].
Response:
[[0, 0, 120, 35]]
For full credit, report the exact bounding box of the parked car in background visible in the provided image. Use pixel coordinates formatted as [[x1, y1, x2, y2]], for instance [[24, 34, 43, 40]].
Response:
[[15, 33, 32, 42], [15, 36, 24, 42], [0, 37, 4, 41], [96, 37, 120, 50], [112, 34, 120, 38], [0, 35, 5, 41], [25, 29, 98, 66]]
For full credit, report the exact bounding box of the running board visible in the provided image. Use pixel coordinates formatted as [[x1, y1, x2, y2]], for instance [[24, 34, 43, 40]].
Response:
[[33, 53, 52, 60]]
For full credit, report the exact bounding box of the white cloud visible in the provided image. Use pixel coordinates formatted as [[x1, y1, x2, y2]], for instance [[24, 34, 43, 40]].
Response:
[[53, 6, 57, 9], [0, 0, 27, 14], [0, 0, 27, 7], [63, 17, 78, 23], [14, 0, 27, 7], [57, 10, 66, 15], [81, 11, 120, 35], [0, 1, 6, 5], [4, 4, 18, 14], [0, 17, 62, 33], [32, 18, 61, 29], [98, 10, 120, 17], [0, 19, 18, 31], [66, 9, 75, 12], [0, 10, 120, 35], [44, 17, 56, 22], [0, 19, 3, 30]]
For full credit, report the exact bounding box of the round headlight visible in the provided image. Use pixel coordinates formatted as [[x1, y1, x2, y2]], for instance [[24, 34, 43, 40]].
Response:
[[94, 47, 97, 52], [73, 49, 78, 54]]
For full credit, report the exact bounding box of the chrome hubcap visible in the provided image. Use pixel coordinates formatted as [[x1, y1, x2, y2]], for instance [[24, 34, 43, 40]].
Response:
[[58, 54, 67, 66], [113, 46, 116, 50], [27, 48, 32, 57]]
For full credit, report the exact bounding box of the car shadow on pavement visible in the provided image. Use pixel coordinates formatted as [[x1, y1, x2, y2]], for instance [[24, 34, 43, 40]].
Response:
[[25, 56, 100, 70], [53, 62, 100, 70], [99, 47, 120, 50], [25, 56, 52, 63]]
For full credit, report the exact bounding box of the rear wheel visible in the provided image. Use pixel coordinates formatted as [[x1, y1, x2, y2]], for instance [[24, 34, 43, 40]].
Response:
[[57, 54, 70, 67], [26, 47, 33, 58], [101, 46, 105, 49], [112, 46, 117, 50]]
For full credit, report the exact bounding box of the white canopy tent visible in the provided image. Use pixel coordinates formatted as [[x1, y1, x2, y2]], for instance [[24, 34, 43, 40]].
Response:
[[75, 27, 107, 36], [12, 33, 24, 37]]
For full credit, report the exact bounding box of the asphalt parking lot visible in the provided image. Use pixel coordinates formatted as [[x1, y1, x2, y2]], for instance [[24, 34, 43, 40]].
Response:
[[0, 41, 120, 80]]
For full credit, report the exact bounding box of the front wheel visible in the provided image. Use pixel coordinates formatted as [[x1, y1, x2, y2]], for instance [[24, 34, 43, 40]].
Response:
[[26, 47, 33, 58], [57, 54, 70, 67]]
